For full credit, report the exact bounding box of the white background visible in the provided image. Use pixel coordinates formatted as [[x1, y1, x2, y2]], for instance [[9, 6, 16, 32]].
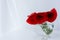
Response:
[[0, 0, 60, 40]]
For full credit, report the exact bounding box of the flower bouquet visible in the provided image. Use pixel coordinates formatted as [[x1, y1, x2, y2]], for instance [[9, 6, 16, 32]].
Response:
[[26, 8, 57, 40]]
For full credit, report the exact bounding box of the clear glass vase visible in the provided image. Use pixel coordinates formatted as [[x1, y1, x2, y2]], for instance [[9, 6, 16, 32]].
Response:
[[40, 22, 54, 40], [35, 22, 54, 40]]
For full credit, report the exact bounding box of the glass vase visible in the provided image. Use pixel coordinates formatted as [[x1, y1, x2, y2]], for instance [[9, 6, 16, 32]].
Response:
[[40, 22, 54, 40]]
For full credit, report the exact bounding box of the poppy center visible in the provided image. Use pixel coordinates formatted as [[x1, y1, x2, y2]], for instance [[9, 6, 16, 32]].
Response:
[[36, 15, 43, 20], [47, 12, 54, 18]]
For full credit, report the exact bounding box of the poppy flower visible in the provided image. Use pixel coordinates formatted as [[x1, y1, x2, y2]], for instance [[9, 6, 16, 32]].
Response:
[[36, 12, 47, 24], [26, 12, 47, 25], [47, 8, 57, 22], [26, 12, 37, 25]]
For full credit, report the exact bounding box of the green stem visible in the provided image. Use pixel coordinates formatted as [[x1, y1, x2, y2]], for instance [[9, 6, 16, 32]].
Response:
[[40, 22, 53, 35]]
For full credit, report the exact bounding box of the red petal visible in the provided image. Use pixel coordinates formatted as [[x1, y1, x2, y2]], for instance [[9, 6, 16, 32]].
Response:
[[47, 8, 57, 22], [26, 12, 37, 25]]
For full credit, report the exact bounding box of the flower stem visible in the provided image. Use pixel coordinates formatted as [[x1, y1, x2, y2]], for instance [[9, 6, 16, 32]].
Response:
[[40, 22, 53, 35]]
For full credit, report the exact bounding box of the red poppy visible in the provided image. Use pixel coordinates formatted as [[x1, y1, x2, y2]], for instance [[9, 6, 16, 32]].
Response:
[[26, 12, 47, 25], [47, 8, 57, 22], [26, 12, 37, 25], [36, 12, 47, 24]]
